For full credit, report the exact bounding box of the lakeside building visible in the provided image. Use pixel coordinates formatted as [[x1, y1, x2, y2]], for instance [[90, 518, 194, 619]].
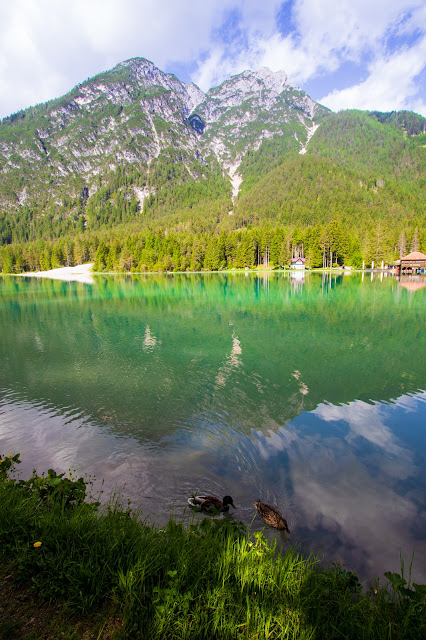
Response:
[[395, 251, 426, 275], [290, 257, 306, 270]]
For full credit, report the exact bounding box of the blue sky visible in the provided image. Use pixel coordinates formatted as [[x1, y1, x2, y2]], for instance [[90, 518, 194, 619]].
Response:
[[0, 0, 425, 119]]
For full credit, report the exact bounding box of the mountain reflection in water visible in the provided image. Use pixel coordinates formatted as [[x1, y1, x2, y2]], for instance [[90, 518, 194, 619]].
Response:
[[0, 272, 425, 583]]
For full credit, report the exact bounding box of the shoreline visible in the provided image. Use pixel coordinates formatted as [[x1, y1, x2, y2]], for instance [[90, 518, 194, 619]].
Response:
[[15, 262, 95, 284], [4, 264, 403, 282], [2, 452, 423, 640]]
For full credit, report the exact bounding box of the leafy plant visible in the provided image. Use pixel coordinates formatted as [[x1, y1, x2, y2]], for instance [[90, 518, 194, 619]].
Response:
[[385, 570, 426, 602], [17, 468, 96, 509], [0, 452, 21, 479], [1, 452, 97, 509]]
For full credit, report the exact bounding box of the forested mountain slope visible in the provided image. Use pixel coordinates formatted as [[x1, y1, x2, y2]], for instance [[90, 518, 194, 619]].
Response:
[[0, 57, 424, 272], [234, 110, 424, 238], [0, 58, 328, 243], [308, 110, 425, 184]]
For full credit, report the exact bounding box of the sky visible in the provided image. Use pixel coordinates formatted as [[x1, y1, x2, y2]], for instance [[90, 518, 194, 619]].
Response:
[[0, 0, 425, 119]]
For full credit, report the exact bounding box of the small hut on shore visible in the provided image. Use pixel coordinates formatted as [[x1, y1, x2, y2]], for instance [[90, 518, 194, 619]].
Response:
[[396, 251, 426, 275], [290, 257, 306, 270]]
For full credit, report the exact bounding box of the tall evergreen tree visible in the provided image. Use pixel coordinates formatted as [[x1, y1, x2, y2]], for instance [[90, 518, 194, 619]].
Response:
[[411, 227, 419, 252]]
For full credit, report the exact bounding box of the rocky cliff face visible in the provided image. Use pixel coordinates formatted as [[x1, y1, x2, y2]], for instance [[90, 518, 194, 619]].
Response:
[[193, 67, 327, 184], [0, 57, 329, 215]]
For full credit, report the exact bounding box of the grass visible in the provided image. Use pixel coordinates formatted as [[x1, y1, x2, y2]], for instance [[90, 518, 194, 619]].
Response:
[[0, 561, 121, 640], [0, 454, 425, 639]]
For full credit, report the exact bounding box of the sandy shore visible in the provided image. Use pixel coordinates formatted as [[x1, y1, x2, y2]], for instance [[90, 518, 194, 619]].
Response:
[[20, 263, 95, 284]]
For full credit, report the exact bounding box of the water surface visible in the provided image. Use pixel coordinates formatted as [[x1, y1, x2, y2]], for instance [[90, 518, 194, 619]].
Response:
[[1, 272, 425, 583]]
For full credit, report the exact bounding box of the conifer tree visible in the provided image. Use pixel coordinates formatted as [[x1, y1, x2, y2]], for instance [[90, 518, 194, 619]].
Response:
[[411, 227, 419, 252], [398, 231, 406, 258]]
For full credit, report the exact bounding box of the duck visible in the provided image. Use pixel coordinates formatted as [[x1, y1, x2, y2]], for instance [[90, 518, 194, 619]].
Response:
[[188, 495, 237, 513], [253, 501, 290, 532]]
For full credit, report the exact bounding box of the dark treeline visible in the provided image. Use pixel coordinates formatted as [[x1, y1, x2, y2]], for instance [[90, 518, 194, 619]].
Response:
[[1, 219, 424, 274]]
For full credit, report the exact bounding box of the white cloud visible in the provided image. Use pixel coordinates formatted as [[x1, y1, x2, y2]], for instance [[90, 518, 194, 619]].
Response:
[[319, 36, 426, 114], [0, 0, 231, 116], [291, 458, 423, 580], [192, 0, 426, 114], [293, 0, 417, 57], [0, 0, 424, 117]]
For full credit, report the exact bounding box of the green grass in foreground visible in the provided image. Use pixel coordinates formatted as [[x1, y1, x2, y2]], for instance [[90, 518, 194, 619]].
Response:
[[0, 454, 425, 639]]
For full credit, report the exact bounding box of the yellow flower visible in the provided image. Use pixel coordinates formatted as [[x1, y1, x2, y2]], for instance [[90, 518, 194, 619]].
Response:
[[33, 541, 42, 548], [374, 589, 378, 595]]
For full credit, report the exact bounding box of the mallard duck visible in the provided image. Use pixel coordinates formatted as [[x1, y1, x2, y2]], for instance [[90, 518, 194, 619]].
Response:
[[188, 495, 237, 513], [254, 501, 290, 532]]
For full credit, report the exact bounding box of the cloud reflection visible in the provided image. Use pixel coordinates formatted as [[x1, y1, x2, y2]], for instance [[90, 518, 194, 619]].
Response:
[[249, 393, 426, 580], [313, 399, 414, 463], [1, 386, 425, 582]]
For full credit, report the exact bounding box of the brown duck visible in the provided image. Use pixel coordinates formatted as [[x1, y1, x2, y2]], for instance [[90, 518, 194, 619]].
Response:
[[254, 501, 290, 532], [188, 495, 237, 513]]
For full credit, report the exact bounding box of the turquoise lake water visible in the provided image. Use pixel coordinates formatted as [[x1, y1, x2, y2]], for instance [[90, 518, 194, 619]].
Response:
[[1, 272, 425, 583]]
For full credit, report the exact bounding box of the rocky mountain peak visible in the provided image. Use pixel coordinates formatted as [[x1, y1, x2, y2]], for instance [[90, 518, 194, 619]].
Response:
[[207, 66, 290, 103], [118, 57, 174, 85], [110, 57, 204, 114], [191, 65, 327, 174], [241, 67, 289, 93], [0, 57, 331, 218]]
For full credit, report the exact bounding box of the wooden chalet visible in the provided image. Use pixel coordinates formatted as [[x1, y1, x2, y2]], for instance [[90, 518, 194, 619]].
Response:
[[396, 251, 426, 275]]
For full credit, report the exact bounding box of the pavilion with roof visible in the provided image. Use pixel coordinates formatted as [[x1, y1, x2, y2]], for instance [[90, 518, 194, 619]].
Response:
[[395, 251, 426, 275]]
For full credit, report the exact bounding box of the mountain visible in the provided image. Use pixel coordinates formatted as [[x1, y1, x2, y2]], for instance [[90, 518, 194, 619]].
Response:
[[193, 67, 327, 193], [235, 110, 425, 230], [0, 59, 204, 210], [0, 57, 425, 271], [0, 58, 330, 238]]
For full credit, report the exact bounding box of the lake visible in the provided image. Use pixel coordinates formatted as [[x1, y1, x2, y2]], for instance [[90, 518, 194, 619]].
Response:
[[1, 271, 425, 583]]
